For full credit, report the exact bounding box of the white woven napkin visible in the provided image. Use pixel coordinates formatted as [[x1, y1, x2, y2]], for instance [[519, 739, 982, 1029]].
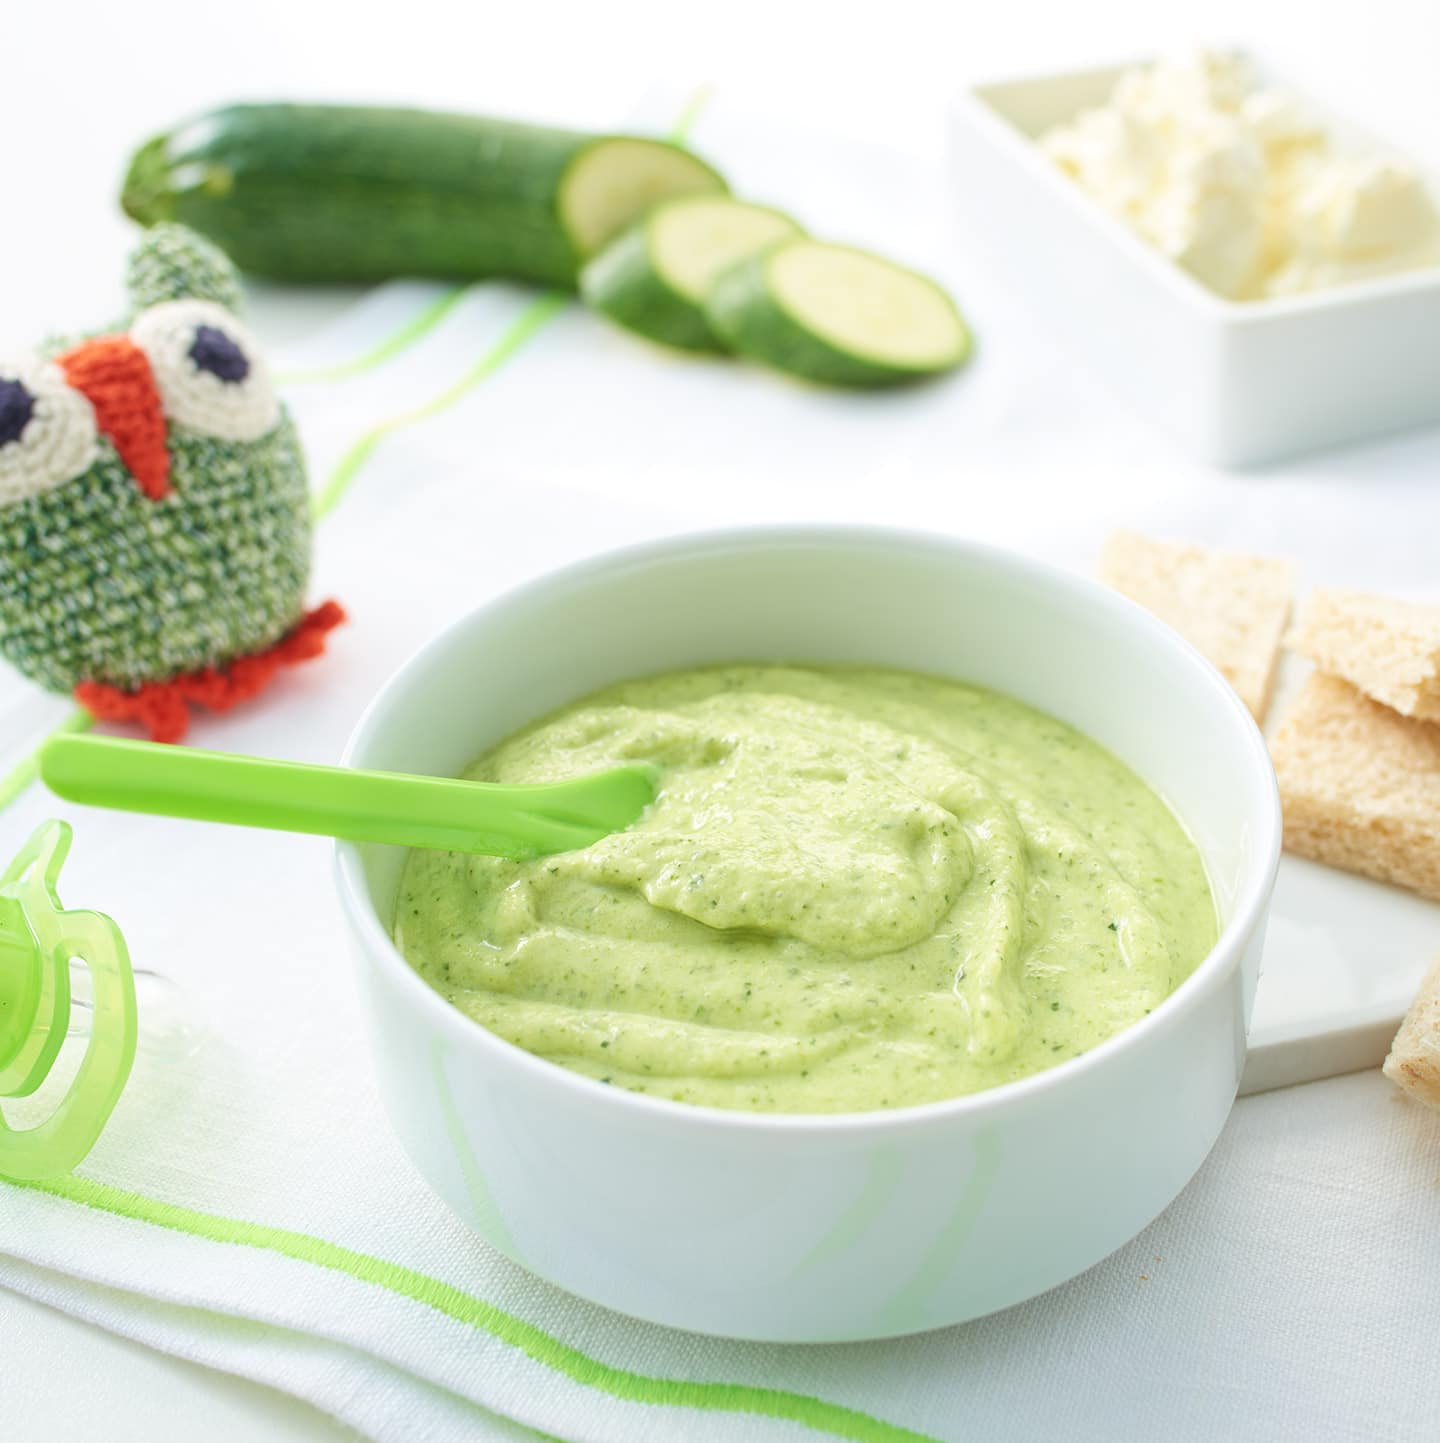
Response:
[[3, 98, 1440, 1443]]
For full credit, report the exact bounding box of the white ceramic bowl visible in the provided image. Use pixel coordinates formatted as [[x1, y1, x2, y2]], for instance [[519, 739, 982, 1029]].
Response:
[[336, 527, 1281, 1342], [950, 54, 1440, 466]]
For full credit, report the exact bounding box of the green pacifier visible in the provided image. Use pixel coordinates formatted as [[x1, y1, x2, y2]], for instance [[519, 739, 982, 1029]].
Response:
[[0, 820, 137, 1182]]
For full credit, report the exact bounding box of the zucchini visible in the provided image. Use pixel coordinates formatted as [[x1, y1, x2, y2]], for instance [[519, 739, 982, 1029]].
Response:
[[704, 240, 971, 386], [580, 197, 802, 351], [121, 105, 728, 288]]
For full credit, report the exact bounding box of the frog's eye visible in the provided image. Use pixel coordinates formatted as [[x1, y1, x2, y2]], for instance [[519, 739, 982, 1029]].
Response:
[[130, 299, 279, 442], [0, 360, 100, 505]]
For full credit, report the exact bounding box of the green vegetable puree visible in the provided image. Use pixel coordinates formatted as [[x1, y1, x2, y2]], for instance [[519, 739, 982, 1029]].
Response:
[[395, 665, 1216, 1114]]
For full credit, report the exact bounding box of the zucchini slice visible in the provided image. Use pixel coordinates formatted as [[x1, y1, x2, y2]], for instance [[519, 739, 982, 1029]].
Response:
[[121, 106, 728, 287], [704, 240, 971, 386], [581, 197, 803, 351]]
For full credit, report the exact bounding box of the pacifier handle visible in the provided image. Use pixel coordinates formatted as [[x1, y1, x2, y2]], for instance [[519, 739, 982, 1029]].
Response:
[[0, 821, 137, 1182]]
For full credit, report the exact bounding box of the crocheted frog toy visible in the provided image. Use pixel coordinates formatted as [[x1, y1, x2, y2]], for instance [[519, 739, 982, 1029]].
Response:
[[0, 225, 341, 742]]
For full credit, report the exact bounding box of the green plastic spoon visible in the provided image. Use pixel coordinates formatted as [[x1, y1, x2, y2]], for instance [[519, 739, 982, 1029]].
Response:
[[39, 734, 656, 858]]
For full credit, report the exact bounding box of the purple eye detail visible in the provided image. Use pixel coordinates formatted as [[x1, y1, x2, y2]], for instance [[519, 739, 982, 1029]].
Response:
[[0, 360, 99, 503], [188, 325, 250, 383], [132, 300, 277, 441], [0, 378, 36, 447]]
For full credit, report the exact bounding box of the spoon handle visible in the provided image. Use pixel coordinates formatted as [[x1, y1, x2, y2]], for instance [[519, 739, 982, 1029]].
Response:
[[39, 734, 649, 858]]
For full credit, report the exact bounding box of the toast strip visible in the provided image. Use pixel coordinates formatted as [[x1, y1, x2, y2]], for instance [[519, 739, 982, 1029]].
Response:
[[1098, 531, 1295, 722], [1269, 672, 1440, 901], [1288, 587, 1440, 721], [1384, 955, 1440, 1109]]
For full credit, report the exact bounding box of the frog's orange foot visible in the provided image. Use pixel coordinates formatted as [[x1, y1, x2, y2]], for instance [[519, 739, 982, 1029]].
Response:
[[74, 601, 345, 743]]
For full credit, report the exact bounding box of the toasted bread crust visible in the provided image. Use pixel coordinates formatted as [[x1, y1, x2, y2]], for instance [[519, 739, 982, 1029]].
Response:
[[1384, 955, 1440, 1109], [1099, 530, 1295, 722], [1270, 673, 1440, 900], [1288, 587, 1440, 721]]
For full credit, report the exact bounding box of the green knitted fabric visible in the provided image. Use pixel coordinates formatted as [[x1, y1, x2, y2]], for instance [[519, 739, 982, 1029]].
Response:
[[0, 226, 314, 696], [125, 224, 247, 316], [0, 420, 310, 692]]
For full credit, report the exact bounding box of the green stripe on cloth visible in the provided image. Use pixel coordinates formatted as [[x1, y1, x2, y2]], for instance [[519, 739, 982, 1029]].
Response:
[[0, 707, 92, 811], [276, 284, 482, 385], [310, 290, 567, 521], [668, 83, 714, 145], [17, 1174, 942, 1443]]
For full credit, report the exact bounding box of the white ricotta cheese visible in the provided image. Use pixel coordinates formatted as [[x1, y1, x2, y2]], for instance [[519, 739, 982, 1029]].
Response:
[[1042, 52, 1440, 300]]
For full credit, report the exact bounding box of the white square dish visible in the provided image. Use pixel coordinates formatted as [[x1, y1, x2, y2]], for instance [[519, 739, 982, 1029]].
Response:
[[950, 56, 1440, 466]]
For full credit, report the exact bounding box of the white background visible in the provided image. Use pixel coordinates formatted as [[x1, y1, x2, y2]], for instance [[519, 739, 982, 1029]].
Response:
[[5, 1, 1440, 1438]]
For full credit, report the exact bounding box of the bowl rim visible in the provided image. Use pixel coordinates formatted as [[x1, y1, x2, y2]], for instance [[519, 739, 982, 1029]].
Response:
[[335, 523, 1282, 1137]]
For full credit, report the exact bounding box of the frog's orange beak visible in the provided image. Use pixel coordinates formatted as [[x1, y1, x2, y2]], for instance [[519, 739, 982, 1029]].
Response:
[[56, 336, 170, 500]]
